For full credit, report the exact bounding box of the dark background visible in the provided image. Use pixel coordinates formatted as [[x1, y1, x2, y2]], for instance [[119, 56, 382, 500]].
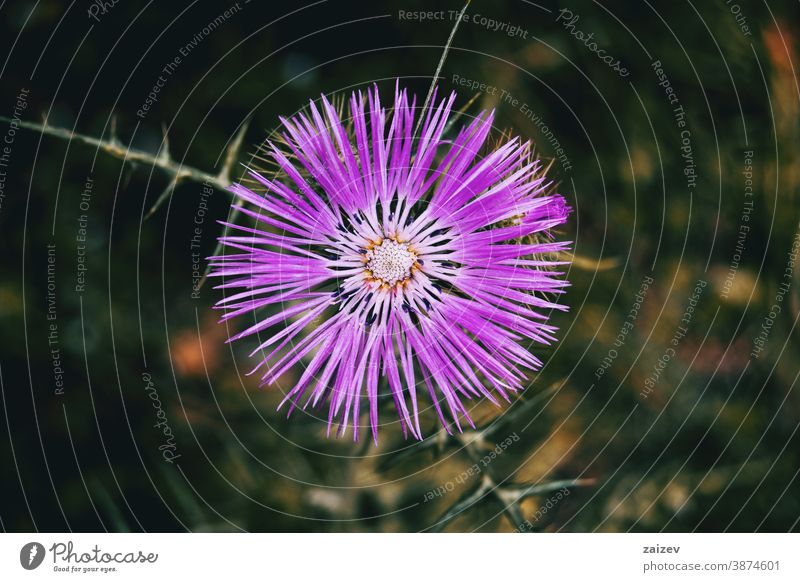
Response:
[[0, 0, 798, 532]]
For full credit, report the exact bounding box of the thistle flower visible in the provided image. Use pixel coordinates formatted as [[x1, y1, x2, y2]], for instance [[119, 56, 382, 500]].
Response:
[[209, 83, 571, 442]]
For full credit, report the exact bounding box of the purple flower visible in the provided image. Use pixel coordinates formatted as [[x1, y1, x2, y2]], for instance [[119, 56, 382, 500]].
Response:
[[209, 83, 571, 442]]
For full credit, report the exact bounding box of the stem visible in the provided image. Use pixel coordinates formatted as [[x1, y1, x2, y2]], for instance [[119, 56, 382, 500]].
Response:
[[412, 0, 471, 140], [0, 115, 231, 190]]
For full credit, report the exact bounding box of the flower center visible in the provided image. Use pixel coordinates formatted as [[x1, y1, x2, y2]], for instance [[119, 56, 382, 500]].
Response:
[[365, 239, 416, 286]]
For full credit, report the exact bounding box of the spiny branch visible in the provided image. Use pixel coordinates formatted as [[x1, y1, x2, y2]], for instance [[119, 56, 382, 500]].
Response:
[[429, 475, 595, 532], [2, 113, 252, 285], [378, 379, 594, 531], [0, 115, 233, 191]]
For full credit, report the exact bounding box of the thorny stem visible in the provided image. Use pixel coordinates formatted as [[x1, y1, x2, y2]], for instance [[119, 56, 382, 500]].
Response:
[[430, 475, 595, 532], [0, 114, 250, 288], [0, 115, 236, 192]]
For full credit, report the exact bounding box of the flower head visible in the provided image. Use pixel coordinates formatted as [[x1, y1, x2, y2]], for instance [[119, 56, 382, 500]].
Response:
[[209, 83, 571, 442]]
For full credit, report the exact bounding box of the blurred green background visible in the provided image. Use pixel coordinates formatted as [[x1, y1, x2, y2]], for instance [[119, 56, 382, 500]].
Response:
[[0, 0, 798, 532]]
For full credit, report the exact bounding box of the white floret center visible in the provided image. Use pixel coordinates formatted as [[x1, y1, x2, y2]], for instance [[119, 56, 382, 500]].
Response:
[[365, 239, 416, 286]]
